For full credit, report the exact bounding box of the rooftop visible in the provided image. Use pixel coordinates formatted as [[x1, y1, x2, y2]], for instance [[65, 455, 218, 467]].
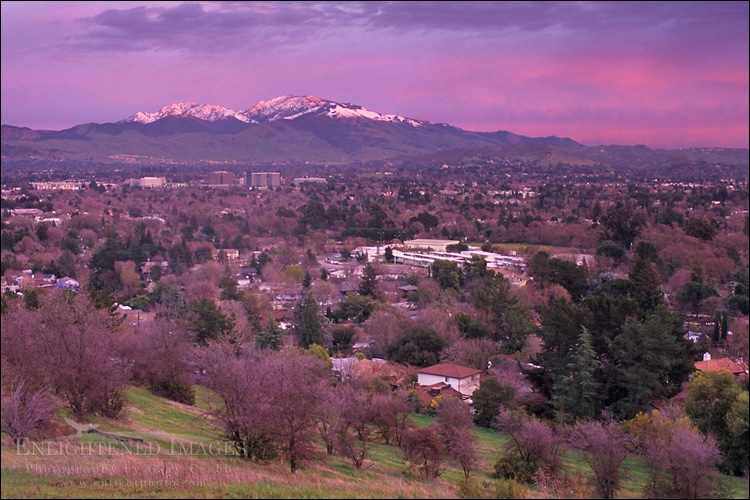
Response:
[[694, 358, 746, 375], [418, 363, 482, 379]]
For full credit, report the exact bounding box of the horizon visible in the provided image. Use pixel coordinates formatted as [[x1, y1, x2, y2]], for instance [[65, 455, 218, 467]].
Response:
[[2, 94, 750, 151], [1, 1, 748, 150]]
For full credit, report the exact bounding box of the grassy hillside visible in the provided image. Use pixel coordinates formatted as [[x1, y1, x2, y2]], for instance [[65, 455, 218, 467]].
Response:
[[2, 386, 748, 499]]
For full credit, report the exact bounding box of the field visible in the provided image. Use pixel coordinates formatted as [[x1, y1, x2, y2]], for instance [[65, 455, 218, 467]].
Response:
[[2, 386, 748, 499]]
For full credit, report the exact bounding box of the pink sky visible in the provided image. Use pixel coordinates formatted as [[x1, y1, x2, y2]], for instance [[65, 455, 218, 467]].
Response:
[[1, 1, 748, 149]]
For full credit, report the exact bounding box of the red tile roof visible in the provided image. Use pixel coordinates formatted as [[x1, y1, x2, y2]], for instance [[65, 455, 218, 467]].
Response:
[[694, 358, 745, 374], [414, 383, 462, 406], [418, 363, 482, 379]]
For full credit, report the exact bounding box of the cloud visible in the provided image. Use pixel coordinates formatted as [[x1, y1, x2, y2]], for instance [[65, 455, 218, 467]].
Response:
[[70, 2, 365, 52], [66, 1, 748, 65]]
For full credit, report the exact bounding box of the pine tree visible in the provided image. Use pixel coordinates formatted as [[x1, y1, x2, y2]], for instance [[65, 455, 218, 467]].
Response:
[[630, 256, 663, 311], [552, 327, 601, 422], [256, 319, 283, 351], [358, 263, 379, 298], [712, 312, 721, 343], [293, 292, 332, 348], [384, 246, 394, 263], [302, 271, 312, 289]]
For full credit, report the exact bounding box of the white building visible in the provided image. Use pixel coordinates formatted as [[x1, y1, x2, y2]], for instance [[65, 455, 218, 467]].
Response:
[[403, 239, 459, 253], [417, 363, 482, 397]]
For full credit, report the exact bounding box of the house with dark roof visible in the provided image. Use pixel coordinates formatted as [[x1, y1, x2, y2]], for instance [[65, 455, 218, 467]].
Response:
[[417, 363, 482, 398]]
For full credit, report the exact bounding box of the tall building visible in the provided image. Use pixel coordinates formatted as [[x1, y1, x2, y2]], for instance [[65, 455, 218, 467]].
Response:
[[208, 171, 236, 185], [248, 172, 281, 188]]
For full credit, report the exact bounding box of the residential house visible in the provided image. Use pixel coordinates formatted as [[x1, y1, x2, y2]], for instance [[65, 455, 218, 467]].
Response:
[[694, 353, 748, 382], [417, 363, 482, 398]]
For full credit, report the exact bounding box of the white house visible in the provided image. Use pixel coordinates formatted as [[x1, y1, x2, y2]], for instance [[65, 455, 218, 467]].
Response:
[[417, 363, 482, 397]]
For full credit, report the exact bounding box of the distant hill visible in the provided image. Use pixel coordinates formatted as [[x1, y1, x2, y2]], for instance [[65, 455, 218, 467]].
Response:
[[393, 142, 749, 179]]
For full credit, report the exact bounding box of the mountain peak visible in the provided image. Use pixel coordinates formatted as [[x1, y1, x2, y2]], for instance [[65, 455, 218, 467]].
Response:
[[245, 95, 331, 122], [122, 96, 425, 127], [124, 102, 250, 124]]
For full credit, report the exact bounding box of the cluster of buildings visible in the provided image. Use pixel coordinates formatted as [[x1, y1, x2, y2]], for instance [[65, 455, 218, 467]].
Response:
[[353, 239, 527, 282], [1, 272, 80, 294], [29, 180, 86, 191]]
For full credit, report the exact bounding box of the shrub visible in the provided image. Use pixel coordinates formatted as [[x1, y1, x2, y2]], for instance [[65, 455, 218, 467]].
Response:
[[493, 454, 539, 483], [1, 380, 57, 445]]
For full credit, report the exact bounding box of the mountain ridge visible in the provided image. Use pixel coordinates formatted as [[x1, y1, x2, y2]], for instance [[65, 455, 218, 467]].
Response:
[[2, 95, 746, 174], [121, 95, 427, 127], [1, 95, 582, 163]]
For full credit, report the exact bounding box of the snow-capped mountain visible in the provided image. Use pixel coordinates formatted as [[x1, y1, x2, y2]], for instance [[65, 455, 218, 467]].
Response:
[[124, 102, 251, 124], [3, 94, 585, 164], [124, 95, 425, 127], [242, 95, 425, 126]]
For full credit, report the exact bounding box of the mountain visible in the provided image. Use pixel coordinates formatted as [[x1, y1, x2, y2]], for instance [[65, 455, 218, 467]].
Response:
[[4, 96, 747, 176], [122, 95, 428, 126], [124, 102, 251, 124], [1, 95, 584, 164]]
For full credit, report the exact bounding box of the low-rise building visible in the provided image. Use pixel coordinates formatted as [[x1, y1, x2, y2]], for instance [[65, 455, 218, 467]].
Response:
[[403, 239, 460, 253], [417, 363, 482, 398]]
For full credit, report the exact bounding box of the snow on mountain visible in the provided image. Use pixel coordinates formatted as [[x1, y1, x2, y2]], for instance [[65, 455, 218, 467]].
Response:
[[242, 95, 329, 122], [123, 96, 424, 127], [244, 95, 424, 125], [124, 102, 251, 124]]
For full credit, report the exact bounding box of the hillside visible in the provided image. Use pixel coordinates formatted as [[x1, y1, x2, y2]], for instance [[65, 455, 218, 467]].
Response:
[[2, 386, 748, 499]]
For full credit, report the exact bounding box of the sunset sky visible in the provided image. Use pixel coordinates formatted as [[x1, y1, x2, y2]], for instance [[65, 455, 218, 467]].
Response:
[[2, 1, 748, 149]]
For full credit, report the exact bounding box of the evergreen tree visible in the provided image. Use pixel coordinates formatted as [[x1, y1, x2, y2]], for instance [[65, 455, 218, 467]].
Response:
[[551, 327, 601, 422], [712, 312, 721, 343], [609, 306, 694, 419], [256, 319, 283, 351], [629, 257, 663, 312], [189, 299, 236, 345], [357, 263, 379, 298], [302, 271, 312, 289], [219, 266, 242, 301], [293, 292, 332, 348], [384, 246, 394, 263]]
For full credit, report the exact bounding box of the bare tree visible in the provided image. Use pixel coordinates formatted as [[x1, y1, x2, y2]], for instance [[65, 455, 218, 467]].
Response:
[[436, 395, 473, 430], [336, 387, 373, 470], [629, 408, 722, 499], [401, 425, 446, 478], [494, 408, 565, 475], [437, 396, 478, 482], [2, 291, 128, 419], [200, 343, 276, 461], [1, 379, 57, 445], [316, 385, 349, 455], [203, 347, 330, 472], [369, 393, 412, 445], [569, 418, 630, 499], [121, 315, 195, 404]]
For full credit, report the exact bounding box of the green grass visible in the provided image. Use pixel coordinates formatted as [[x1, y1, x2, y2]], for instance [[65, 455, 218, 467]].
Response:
[[2, 388, 748, 499]]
